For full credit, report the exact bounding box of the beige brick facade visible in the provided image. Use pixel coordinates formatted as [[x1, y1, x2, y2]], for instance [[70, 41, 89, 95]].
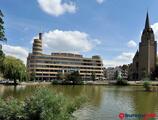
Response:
[[27, 33, 104, 81], [129, 13, 157, 80]]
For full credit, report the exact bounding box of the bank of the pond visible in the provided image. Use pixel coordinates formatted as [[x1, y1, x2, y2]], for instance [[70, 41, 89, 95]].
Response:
[[1, 80, 158, 86]]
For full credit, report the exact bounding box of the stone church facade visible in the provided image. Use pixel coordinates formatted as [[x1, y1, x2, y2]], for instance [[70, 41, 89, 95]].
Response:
[[129, 13, 157, 80]]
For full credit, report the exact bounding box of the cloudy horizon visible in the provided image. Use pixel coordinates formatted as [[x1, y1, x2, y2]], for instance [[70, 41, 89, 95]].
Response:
[[1, 0, 158, 67]]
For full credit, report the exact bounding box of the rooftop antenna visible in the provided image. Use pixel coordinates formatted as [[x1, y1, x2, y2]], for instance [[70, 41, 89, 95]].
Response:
[[39, 26, 43, 40]]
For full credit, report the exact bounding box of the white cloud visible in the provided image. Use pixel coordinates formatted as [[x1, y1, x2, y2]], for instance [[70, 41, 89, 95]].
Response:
[[37, 0, 76, 16], [116, 52, 135, 61], [2, 45, 28, 64], [151, 22, 158, 42], [103, 52, 134, 67], [127, 40, 137, 48], [39, 29, 100, 53], [96, 0, 104, 4]]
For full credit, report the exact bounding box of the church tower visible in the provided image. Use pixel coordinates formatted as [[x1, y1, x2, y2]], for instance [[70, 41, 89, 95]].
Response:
[[138, 12, 157, 79]]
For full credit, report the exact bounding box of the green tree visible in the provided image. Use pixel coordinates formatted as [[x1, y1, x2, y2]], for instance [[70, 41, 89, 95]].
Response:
[[30, 71, 36, 81], [66, 71, 81, 84], [151, 65, 158, 80], [0, 49, 5, 72], [0, 10, 6, 79], [141, 70, 149, 81], [122, 64, 128, 71], [57, 72, 65, 80], [143, 81, 152, 91], [91, 72, 96, 81], [114, 70, 119, 80], [0, 10, 7, 42], [1, 56, 28, 85]]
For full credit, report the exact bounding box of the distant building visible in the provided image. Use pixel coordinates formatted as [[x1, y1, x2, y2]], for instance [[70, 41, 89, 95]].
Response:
[[103, 67, 107, 79], [27, 33, 104, 81], [106, 67, 122, 80], [129, 13, 157, 80], [121, 65, 129, 80]]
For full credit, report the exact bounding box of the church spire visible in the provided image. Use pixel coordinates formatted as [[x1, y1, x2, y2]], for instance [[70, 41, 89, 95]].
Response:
[[145, 12, 150, 29]]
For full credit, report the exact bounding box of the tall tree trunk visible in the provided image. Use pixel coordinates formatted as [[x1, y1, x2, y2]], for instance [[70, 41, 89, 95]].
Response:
[[14, 79, 17, 86]]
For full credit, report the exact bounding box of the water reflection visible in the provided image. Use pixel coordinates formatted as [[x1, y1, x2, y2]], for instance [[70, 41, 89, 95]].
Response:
[[0, 85, 158, 120]]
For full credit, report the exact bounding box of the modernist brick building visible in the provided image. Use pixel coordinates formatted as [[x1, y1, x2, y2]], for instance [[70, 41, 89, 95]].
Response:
[[27, 33, 104, 81], [129, 13, 157, 80]]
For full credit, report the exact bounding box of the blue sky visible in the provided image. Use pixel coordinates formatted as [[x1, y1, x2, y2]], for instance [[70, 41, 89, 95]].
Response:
[[1, 0, 158, 67]]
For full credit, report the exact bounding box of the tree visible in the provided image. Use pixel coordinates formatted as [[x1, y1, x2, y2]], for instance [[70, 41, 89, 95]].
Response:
[[151, 65, 158, 80], [66, 71, 81, 84], [91, 72, 96, 81], [57, 72, 65, 80], [0, 49, 5, 70], [141, 70, 149, 80], [114, 70, 119, 80], [121, 64, 129, 80], [122, 64, 128, 71], [1, 56, 28, 85], [0, 10, 6, 76], [30, 71, 36, 81], [0, 10, 6, 42]]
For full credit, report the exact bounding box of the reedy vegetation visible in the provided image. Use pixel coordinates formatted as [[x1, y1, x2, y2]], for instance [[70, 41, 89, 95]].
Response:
[[0, 88, 86, 120]]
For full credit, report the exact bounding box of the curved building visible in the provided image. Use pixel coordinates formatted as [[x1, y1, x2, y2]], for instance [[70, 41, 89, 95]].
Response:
[[27, 33, 104, 81]]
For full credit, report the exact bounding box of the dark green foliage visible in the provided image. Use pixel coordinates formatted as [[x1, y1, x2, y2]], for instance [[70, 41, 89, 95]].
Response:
[[0, 98, 25, 120], [91, 72, 96, 81], [114, 70, 119, 80], [1, 56, 28, 85], [0, 49, 5, 72], [56, 72, 65, 80], [52, 80, 60, 85], [143, 81, 152, 91], [29, 71, 36, 81], [121, 64, 128, 71], [151, 65, 158, 80], [0, 88, 85, 120], [0, 10, 6, 42], [116, 80, 128, 86], [141, 70, 149, 80], [65, 71, 82, 84]]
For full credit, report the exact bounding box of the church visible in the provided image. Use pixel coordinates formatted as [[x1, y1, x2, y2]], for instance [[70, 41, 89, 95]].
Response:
[[129, 13, 157, 80]]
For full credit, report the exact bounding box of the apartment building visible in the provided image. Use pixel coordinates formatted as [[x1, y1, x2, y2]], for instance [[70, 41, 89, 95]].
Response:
[[27, 33, 104, 81]]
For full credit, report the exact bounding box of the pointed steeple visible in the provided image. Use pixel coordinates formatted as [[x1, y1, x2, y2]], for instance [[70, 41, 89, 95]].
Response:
[[145, 12, 150, 29]]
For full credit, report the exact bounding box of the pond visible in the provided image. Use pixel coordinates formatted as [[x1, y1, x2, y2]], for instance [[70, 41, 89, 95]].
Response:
[[0, 85, 158, 120]]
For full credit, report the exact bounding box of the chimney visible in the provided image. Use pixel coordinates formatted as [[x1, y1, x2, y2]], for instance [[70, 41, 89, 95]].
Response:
[[39, 33, 42, 40]]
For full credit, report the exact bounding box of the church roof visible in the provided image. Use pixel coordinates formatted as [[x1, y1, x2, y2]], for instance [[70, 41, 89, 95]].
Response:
[[145, 12, 150, 29]]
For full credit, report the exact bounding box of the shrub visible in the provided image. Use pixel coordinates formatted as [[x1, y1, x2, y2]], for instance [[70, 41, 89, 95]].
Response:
[[65, 71, 82, 85], [0, 97, 24, 120], [116, 80, 128, 86], [51, 80, 61, 85], [143, 81, 152, 91], [0, 88, 86, 120]]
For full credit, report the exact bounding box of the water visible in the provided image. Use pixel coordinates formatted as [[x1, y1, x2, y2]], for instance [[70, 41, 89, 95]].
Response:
[[0, 85, 158, 120]]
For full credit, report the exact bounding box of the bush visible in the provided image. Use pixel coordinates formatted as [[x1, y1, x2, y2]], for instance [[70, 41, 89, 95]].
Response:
[[143, 81, 152, 91], [0, 97, 24, 120], [51, 80, 63, 85], [0, 88, 86, 120], [65, 71, 82, 85], [116, 80, 128, 86]]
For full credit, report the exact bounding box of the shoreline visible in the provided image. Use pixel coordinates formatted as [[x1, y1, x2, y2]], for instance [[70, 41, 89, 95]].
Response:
[[1, 81, 158, 86], [17, 81, 158, 86]]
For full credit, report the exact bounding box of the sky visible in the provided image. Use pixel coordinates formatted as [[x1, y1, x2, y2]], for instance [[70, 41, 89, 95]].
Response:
[[1, 0, 158, 67]]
